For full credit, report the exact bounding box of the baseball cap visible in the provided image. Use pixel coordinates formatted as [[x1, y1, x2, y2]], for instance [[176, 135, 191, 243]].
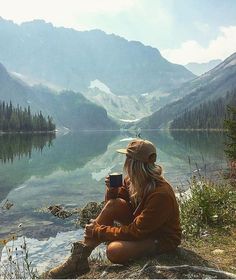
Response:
[[117, 139, 157, 163]]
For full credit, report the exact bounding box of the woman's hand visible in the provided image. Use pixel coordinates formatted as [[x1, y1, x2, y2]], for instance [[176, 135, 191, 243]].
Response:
[[105, 176, 119, 199], [84, 219, 99, 239]]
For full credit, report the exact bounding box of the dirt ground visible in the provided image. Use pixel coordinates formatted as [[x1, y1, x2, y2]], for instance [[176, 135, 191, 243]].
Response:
[[81, 229, 236, 279]]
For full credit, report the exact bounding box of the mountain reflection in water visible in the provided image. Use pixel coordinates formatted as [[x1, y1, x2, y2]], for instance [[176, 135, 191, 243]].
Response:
[[0, 130, 227, 241]]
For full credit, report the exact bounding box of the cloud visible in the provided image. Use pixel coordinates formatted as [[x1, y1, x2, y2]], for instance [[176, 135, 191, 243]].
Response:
[[0, 0, 174, 48], [0, 0, 137, 25], [161, 25, 236, 64]]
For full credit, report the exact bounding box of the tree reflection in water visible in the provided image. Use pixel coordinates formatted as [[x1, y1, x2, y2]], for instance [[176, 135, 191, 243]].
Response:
[[0, 133, 56, 163]]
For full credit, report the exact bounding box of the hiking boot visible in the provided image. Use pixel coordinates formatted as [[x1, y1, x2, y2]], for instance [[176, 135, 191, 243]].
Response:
[[46, 241, 93, 279]]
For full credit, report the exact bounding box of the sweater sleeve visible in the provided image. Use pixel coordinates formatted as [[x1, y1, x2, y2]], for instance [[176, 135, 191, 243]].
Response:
[[93, 192, 173, 242]]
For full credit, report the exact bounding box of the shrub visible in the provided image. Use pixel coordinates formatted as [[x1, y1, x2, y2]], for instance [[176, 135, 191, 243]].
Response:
[[179, 177, 236, 238]]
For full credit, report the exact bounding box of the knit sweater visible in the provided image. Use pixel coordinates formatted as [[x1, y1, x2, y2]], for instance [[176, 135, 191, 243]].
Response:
[[93, 180, 181, 252]]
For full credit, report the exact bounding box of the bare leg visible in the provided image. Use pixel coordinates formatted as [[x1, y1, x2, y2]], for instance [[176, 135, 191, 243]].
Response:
[[96, 198, 134, 225], [46, 199, 143, 278], [84, 198, 134, 248], [106, 239, 156, 264]]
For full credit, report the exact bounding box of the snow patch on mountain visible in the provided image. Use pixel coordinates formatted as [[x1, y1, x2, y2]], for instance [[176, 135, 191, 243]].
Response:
[[89, 79, 112, 94]]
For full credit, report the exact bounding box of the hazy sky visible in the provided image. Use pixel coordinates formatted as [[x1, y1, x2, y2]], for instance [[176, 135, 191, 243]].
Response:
[[1, 0, 236, 64]]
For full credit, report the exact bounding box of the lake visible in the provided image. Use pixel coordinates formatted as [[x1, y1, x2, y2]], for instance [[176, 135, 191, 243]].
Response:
[[0, 130, 227, 241], [0, 130, 228, 273]]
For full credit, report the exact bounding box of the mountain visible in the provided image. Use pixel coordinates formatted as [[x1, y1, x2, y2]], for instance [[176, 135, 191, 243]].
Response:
[[0, 17, 195, 95], [137, 52, 236, 129], [85, 87, 149, 121], [170, 89, 236, 129], [185, 59, 222, 76], [0, 62, 118, 130], [83, 78, 179, 122]]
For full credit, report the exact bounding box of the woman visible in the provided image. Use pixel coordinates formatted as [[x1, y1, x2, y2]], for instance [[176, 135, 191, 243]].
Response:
[[47, 139, 181, 279]]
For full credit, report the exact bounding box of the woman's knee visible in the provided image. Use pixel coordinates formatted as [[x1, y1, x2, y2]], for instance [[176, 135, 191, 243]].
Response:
[[105, 198, 125, 208], [104, 199, 133, 224], [104, 198, 128, 215], [106, 242, 128, 264]]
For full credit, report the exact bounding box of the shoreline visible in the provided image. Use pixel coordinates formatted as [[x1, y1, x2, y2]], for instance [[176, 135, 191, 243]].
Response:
[[0, 128, 228, 134], [0, 130, 56, 135], [1, 176, 235, 279]]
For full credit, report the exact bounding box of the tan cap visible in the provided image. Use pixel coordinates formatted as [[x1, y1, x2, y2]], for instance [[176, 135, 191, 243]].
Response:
[[117, 139, 157, 163]]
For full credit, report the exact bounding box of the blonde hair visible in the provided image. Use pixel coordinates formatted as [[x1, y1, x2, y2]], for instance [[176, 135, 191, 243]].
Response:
[[124, 156, 165, 204]]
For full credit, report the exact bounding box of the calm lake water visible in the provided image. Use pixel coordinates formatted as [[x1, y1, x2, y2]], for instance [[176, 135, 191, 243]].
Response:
[[0, 130, 227, 241]]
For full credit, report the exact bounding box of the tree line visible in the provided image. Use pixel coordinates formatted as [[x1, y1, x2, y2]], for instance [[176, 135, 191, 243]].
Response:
[[170, 88, 236, 161], [0, 133, 55, 163], [0, 101, 56, 132], [170, 88, 236, 130], [224, 105, 236, 161]]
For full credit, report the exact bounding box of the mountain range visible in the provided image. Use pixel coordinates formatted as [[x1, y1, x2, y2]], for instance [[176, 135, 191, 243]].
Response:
[[137, 52, 236, 129], [185, 59, 222, 76], [0, 62, 118, 130], [0, 17, 235, 130], [0, 17, 195, 96]]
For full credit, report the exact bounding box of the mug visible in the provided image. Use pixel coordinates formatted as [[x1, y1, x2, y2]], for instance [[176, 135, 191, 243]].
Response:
[[109, 173, 123, 188]]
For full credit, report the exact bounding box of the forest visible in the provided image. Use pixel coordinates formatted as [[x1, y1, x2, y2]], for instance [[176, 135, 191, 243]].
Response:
[[170, 88, 236, 130], [0, 101, 55, 132]]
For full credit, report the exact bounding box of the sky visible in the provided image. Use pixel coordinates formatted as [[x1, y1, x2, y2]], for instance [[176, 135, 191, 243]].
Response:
[[0, 0, 236, 64]]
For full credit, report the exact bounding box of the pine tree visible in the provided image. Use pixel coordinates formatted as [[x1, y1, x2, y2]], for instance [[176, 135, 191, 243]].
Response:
[[0, 101, 56, 132], [170, 89, 236, 130], [224, 105, 236, 161]]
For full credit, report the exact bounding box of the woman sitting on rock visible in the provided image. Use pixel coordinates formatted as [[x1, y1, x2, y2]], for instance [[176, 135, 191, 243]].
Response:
[[47, 139, 182, 279]]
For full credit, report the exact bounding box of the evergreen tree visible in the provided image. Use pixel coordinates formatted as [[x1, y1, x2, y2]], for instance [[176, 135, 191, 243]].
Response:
[[224, 105, 236, 161], [0, 100, 56, 132], [170, 89, 236, 130]]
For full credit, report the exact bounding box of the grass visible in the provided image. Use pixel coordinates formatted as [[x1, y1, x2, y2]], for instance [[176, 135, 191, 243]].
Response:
[[183, 229, 236, 273], [0, 235, 39, 279], [0, 200, 39, 279], [177, 175, 236, 273]]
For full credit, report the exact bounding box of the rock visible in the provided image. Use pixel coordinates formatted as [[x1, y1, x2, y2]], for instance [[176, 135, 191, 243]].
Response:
[[212, 249, 225, 255], [1, 199, 14, 210], [48, 205, 73, 219], [77, 201, 105, 228]]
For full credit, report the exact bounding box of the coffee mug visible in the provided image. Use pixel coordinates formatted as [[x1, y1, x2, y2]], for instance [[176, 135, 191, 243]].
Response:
[[109, 173, 123, 188]]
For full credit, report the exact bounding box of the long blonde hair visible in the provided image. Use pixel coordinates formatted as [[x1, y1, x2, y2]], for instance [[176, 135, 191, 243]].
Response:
[[124, 156, 165, 204]]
